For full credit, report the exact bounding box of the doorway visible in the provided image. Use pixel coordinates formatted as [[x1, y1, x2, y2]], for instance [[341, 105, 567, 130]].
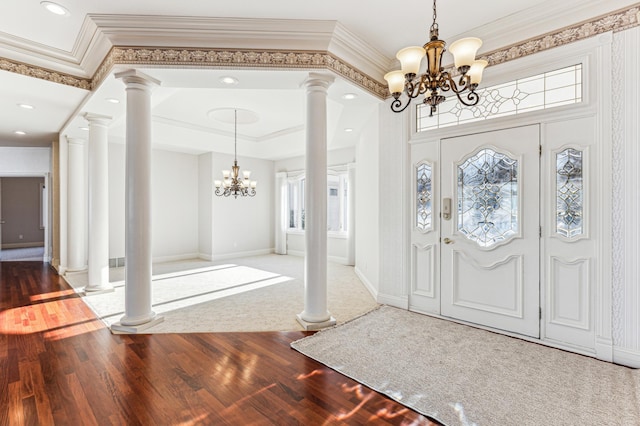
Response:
[[440, 125, 540, 338], [409, 125, 540, 338], [0, 177, 46, 262]]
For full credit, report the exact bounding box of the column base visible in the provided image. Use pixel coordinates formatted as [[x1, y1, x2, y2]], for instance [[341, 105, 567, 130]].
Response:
[[110, 316, 164, 334], [82, 286, 114, 296], [296, 314, 336, 331]]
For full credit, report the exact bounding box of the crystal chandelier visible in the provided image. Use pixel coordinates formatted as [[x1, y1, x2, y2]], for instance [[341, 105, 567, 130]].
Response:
[[384, 0, 488, 116], [214, 109, 257, 198]]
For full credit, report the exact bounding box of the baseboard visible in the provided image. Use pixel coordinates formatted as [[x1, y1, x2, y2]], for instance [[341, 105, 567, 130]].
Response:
[[2, 241, 44, 249], [153, 253, 201, 264], [328, 256, 350, 265], [354, 267, 378, 299], [287, 250, 304, 258], [613, 347, 640, 368], [211, 248, 274, 262], [198, 253, 213, 261], [377, 293, 409, 309]]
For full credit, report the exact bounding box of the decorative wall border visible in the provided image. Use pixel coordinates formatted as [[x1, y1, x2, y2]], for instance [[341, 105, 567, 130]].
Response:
[[0, 4, 638, 96], [94, 47, 388, 98], [0, 57, 91, 90], [478, 4, 640, 67]]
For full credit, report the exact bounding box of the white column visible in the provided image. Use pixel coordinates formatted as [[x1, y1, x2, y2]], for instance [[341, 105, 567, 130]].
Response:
[[66, 137, 87, 272], [297, 72, 336, 330], [84, 113, 113, 293], [111, 70, 163, 332], [347, 163, 356, 266]]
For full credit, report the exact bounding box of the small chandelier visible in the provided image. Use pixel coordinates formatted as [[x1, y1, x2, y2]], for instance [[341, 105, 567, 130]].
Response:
[[214, 109, 257, 198], [384, 0, 488, 116]]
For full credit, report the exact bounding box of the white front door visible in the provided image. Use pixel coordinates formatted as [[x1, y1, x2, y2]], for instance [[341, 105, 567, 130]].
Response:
[[440, 125, 540, 338]]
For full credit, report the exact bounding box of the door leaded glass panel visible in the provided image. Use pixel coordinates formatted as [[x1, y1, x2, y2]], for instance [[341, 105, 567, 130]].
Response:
[[556, 148, 583, 238], [416, 162, 433, 231], [457, 148, 519, 248]]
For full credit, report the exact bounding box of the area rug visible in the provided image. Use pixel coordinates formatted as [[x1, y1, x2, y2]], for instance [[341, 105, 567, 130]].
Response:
[[64, 255, 378, 333], [291, 305, 640, 426]]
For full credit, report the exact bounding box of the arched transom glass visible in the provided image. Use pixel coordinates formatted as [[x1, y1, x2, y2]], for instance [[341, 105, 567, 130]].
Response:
[[457, 148, 519, 248]]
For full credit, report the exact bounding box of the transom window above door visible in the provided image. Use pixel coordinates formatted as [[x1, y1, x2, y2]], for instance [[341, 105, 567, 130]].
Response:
[[417, 64, 582, 131]]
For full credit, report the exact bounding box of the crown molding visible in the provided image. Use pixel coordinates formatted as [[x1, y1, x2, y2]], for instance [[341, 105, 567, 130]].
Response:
[[328, 22, 390, 80], [0, 31, 86, 76], [88, 15, 338, 51]]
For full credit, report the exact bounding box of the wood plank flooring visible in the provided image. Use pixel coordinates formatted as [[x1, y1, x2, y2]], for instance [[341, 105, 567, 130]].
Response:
[[0, 261, 441, 425]]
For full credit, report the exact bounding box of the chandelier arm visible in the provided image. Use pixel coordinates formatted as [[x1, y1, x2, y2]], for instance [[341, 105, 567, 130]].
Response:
[[390, 97, 413, 113], [455, 89, 481, 107], [404, 78, 424, 100]]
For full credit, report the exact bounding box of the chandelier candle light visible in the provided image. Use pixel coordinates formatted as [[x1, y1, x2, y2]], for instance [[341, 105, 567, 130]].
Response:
[[384, 0, 488, 116], [214, 109, 257, 198]]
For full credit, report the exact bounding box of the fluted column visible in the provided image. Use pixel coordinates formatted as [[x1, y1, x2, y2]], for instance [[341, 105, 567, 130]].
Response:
[[111, 70, 163, 332], [297, 72, 336, 330], [84, 113, 113, 293], [66, 137, 87, 272]]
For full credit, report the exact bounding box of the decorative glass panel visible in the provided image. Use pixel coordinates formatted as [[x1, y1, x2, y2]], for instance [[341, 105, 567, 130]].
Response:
[[417, 64, 582, 131], [556, 148, 583, 238], [416, 162, 433, 231], [457, 149, 518, 248]]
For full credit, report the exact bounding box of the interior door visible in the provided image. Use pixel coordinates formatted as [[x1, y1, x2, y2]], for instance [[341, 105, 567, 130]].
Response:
[[441, 125, 540, 338]]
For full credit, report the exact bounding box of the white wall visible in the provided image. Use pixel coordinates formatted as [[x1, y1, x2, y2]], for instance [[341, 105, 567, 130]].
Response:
[[152, 149, 199, 261], [198, 152, 214, 258], [376, 101, 407, 306], [355, 109, 381, 295], [274, 147, 355, 172], [212, 153, 274, 258], [0, 147, 50, 174], [108, 143, 200, 261]]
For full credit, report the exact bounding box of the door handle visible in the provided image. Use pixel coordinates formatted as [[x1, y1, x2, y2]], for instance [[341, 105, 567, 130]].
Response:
[[443, 237, 454, 244], [0, 220, 5, 224]]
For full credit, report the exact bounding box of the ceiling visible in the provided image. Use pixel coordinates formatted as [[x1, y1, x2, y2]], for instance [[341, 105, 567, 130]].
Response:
[[0, 0, 636, 159]]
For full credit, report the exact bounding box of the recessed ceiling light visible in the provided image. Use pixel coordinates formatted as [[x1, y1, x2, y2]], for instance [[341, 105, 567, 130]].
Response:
[[219, 76, 239, 85], [17, 103, 35, 110], [342, 93, 358, 100], [105, 98, 120, 104], [40, 1, 70, 16], [344, 128, 354, 133], [79, 127, 89, 131], [14, 131, 26, 135]]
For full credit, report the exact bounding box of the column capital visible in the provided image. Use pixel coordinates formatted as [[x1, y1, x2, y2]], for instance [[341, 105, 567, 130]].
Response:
[[114, 69, 161, 88], [302, 72, 335, 91], [83, 112, 112, 126], [66, 137, 85, 146]]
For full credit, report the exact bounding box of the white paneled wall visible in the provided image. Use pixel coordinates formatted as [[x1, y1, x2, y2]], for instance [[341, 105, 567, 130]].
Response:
[[612, 26, 640, 367]]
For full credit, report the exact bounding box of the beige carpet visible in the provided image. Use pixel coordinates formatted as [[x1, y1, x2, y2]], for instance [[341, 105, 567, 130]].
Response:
[[64, 254, 378, 333], [291, 305, 640, 426]]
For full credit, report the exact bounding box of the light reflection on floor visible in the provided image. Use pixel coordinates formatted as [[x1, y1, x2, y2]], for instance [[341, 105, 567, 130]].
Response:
[[296, 368, 439, 425]]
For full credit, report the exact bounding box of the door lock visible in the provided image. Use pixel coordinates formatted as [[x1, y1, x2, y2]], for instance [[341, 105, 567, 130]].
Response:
[[442, 197, 451, 220], [443, 238, 454, 244]]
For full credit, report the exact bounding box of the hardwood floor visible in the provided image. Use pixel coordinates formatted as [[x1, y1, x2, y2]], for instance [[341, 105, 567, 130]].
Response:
[[0, 261, 441, 425]]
